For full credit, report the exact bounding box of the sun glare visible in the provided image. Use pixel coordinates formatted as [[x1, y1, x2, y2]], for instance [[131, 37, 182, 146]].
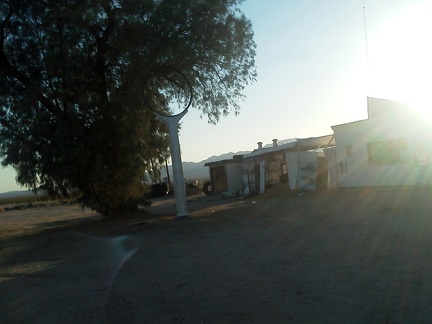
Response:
[[367, 1, 432, 122]]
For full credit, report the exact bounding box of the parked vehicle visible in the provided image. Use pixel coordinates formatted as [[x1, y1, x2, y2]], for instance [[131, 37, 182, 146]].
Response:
[[149, 183, 168, 198]]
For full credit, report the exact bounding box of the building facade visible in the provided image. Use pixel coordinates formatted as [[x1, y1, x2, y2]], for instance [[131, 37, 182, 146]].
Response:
[[330, 97, 432, 187]]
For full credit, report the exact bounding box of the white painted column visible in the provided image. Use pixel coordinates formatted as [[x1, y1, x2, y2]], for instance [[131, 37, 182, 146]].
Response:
[[154, 110, 188, 218]]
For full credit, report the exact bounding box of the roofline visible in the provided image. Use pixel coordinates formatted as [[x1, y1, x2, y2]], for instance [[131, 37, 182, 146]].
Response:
[[204, 155, 244, 167], [243, 134, 334, 159], [204, 134, 335, 166], [331, 118, 369, 129]]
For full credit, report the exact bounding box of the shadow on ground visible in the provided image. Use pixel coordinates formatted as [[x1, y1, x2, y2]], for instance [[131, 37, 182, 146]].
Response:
[[1, 184, 432, 322]]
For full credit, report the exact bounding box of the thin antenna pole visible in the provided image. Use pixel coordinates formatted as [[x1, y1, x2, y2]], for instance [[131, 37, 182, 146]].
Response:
[[363, 6, 370, 70]]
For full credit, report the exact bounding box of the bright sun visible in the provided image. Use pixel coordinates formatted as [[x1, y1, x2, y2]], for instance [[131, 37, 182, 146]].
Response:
[[367, 1, 432, 121]]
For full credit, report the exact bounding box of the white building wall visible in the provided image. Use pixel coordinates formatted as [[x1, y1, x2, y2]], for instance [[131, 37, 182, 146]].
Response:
[[297, 152, 321, 191], [286, 152, 298, 190], [333, 115, 432, 187], [286, 151, 324, 190], [225, 163, 243, 193], [324, 147, 338, 189]]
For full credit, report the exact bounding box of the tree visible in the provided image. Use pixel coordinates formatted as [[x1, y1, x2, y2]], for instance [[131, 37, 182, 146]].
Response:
[[0, 0, 257, 216]]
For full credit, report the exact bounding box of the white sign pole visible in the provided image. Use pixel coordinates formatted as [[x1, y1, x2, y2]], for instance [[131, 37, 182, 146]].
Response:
[[154, 109, 188, 218], [142, 66, 191, 219]]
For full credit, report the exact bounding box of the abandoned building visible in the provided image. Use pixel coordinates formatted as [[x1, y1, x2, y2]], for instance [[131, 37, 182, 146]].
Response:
[[204, 97, 432, 195]]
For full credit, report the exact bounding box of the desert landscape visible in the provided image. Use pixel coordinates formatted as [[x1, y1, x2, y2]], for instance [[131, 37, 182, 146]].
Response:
[[1, 184, 432, 323]]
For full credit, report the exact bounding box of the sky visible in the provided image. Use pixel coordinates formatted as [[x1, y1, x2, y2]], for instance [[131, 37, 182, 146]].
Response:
[[1, 0, 432, 193]]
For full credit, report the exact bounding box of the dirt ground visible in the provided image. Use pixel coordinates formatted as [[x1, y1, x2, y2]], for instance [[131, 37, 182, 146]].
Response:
[[1, 184, 432, 323]]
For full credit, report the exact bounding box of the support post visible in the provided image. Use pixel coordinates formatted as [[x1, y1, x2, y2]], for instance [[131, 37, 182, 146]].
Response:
[[155, 110, 188, 218]]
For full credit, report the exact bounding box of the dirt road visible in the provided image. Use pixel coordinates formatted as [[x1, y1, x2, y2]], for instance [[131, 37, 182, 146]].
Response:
[[1, 185, 432, 323]]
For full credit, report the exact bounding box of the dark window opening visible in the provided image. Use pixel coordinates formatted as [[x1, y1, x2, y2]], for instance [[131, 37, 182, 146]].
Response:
[[368, 138, 407, 165]]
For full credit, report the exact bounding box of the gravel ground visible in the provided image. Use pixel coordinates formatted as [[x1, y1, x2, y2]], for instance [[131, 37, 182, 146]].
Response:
[[1, 184, 432, 323]]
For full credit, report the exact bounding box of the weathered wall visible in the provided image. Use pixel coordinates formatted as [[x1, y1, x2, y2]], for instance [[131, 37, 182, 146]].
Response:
[[332, 114, 432, 187]]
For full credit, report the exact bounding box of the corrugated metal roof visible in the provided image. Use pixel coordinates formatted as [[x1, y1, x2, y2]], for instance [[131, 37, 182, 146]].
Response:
[[204, 135, 335, 167], [204, 155, 245, 167], [297, 134, 334, 149], [262, 138, 296, 149], [244, 134, 334, 159]]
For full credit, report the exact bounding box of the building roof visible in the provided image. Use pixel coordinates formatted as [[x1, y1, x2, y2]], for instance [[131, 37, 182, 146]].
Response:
[[204, 135, 335, 167], [331, 118, 369, 130], [261, 138, 296, 149], [243, 134, 334, 159], [204, 155, 244, 167]]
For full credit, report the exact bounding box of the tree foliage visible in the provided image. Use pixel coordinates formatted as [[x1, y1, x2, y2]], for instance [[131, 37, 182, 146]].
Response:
[[0, 0, 256, 216]]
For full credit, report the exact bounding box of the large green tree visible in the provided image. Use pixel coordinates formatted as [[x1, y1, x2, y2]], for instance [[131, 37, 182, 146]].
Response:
[[0, 0, 256, 216]]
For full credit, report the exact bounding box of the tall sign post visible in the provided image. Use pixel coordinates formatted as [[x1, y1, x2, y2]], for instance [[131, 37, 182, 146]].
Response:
[[142, 66, 192, 219], [152, 109, 188, 218]]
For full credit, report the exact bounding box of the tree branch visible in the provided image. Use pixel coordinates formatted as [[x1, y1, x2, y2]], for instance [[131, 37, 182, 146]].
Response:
[[94, 3, 117, 105], [0, 5, 62, 119]]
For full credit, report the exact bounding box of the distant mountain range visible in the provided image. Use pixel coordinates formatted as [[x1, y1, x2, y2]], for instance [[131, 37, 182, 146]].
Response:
[[161, 151, 250, 181], [0, 190, 38, 199], [0, 151, 250, 198]]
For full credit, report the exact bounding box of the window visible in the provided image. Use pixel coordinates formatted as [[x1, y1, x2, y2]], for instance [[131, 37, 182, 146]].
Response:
[[346, 145, 353, 158], [368, 138, 407, 165], [415, 142, 429, 167]]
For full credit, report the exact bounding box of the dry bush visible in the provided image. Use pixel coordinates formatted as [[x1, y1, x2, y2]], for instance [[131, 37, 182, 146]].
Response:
[[0, 206, 5, 212]]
